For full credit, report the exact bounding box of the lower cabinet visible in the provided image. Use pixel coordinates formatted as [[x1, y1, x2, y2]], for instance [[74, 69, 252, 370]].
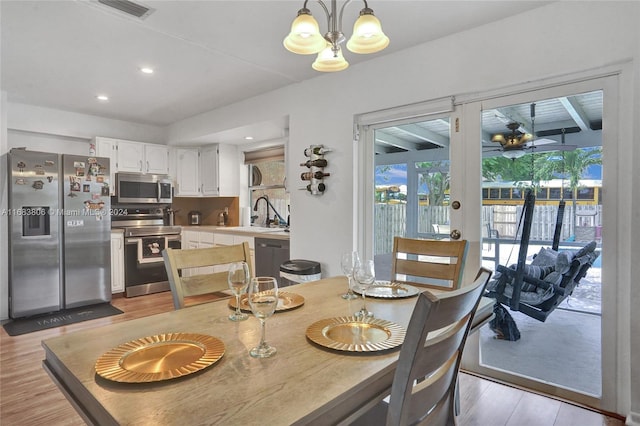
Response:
[[212, 233, 256, 275], [110, 231, 125, 294], [181, 230, 215, 276], [180, 230, 258, 277]]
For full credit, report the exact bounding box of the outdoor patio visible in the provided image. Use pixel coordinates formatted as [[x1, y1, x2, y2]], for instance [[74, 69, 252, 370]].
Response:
[[375, 238, 602, 397], [479, 240, 602, 396]]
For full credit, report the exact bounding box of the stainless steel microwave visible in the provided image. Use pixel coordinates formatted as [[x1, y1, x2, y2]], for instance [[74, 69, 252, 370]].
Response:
[[116, 172, 172, 204]]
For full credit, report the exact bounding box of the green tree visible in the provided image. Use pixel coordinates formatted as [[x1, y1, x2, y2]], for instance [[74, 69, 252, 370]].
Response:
[[536, 147, 602, 234], [482, 156, 534, 182], [416, 161, 449, 206]]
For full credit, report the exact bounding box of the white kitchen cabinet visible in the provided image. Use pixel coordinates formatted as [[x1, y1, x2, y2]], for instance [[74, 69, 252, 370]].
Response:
[[144, 144, 170, 174], [116, 140, 145, 172], [110, 231, 125, 294], [181, 230, 216, 275], [175, 148, 201, 196], [200, 146, 218, 196], [213, 233, 255, 274], [94, 137, 169, 193], [175, 144, 239, 197], [95, 137, 118, 196], [118, 140, 169, 174]]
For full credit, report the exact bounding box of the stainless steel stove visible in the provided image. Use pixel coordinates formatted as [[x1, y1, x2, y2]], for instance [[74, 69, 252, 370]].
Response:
[[112, 205, 181, 297]]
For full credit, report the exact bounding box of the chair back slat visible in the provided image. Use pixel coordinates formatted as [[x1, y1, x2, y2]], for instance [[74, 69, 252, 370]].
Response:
[[391, 237, 468, 291], [406, 353, 458, 423], [386, 268, 492, 426], [163, 242, 253, 309]]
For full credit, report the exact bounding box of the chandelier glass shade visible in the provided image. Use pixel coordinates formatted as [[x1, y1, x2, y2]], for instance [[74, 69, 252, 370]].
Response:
[[346, 12, 389, 53], [283, 11, 327, 55], [283, 0, 389, 72], [312, 45, 349, 72]]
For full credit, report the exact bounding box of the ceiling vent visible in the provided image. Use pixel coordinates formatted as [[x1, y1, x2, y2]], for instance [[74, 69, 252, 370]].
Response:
[[97, 0, 154, 19]]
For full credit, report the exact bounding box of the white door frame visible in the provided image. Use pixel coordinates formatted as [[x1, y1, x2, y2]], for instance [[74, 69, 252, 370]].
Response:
[[355, 67, 626, 413]]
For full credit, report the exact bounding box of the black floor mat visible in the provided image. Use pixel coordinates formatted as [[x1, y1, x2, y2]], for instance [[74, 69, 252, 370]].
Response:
[[2, 303, 124, 336]]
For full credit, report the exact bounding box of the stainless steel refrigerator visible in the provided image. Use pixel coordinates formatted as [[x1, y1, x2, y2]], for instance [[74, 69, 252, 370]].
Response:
[[8, 149, 112, 318]]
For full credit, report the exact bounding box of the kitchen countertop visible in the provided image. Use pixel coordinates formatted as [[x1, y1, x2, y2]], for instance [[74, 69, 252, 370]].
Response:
[[180, 225, 290, 240]]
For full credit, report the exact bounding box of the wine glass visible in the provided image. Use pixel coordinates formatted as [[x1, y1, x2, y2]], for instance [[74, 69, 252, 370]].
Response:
[[340, 251, 360, 300], [354, 259, 376, 319], [228, 261, 250, 322], [248, 276, 279, 358]]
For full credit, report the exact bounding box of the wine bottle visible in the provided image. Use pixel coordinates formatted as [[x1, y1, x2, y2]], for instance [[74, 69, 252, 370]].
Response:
[[300, 171, 330, 180], [303, 146, 332, 157], [305, 183, 326, 193], [300, 159, 328, 168]]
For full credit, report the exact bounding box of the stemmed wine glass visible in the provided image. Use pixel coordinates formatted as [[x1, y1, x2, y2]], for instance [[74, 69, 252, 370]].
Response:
[[340, 251, 360, 300], [354, 259, 376, 319], [228, 261, 250, 322], [248, 276, 279, 358]]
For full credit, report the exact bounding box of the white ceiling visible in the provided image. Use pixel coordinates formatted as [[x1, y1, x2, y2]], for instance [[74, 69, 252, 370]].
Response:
[[1, 0, 552, 143]]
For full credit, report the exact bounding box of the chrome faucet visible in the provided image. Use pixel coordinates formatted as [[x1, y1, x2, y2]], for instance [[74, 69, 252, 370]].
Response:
[[253, 195, 286, 227]]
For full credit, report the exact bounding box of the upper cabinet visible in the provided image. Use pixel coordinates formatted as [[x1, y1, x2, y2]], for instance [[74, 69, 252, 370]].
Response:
[[94, 137, 118, 195], [117, 140, 169, 174], [175, 148, 200, 196], [174, 144, 239, 197], [95, 137, 170, 196]]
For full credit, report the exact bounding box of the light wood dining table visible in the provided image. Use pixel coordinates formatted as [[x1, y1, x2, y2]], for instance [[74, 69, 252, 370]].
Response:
[[42, 276, 493, 426]]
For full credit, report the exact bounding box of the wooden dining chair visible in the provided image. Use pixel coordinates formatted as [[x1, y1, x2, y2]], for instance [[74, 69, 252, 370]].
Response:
[[163, 242, 253, 309], [391, 236, 469, 291], [352, 268, 493, 426]]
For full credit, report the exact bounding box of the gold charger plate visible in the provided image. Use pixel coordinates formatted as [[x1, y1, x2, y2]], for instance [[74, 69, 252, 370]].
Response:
[[353, 281, 420, 299], [95, 332, 225, 383], [306, 316, 406, 352], [228, 291, 305, 312]]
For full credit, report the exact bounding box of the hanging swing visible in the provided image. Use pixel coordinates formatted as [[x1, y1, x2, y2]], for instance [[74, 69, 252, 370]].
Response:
[[485, 114, 600, 325]]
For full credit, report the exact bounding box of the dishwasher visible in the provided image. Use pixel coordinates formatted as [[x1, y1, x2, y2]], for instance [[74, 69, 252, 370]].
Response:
[[255, 238, 290, 286]]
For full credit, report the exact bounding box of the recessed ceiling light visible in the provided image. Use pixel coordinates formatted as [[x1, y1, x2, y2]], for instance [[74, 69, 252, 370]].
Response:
[[244, 136, 254, 140], [96, 95, 109, 101], [140, 67, 154, 74]]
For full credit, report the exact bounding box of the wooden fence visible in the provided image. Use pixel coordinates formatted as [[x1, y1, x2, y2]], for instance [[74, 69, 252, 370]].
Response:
[[374, 203, 602, 255]]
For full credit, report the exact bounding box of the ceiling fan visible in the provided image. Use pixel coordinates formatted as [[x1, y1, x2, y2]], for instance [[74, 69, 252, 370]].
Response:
[[483, 103, 577, 159]]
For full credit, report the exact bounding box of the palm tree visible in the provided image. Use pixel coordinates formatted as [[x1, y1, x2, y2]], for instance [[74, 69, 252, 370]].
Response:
[[536, 147, 603, 235]]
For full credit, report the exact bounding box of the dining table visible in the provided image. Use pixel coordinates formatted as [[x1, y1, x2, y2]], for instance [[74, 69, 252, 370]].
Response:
[[42, 276, 494, 426]]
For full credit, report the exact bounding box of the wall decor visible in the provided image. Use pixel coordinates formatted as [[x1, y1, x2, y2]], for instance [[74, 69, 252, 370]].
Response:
[[300, 145, 330, 195]]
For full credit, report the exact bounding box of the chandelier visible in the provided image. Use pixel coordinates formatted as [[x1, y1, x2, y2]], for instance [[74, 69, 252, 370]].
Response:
[[283, 0, 389, 72]]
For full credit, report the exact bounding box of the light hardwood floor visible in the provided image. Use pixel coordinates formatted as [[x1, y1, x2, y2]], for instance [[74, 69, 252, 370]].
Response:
[[0, 291, 624, 426]]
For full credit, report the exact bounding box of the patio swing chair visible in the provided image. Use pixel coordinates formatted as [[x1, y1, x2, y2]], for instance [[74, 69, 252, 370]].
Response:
[[484, 188, 600, 326]]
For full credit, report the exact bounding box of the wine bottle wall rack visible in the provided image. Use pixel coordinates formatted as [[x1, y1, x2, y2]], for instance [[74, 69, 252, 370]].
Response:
[[299, 144, 330, 195]]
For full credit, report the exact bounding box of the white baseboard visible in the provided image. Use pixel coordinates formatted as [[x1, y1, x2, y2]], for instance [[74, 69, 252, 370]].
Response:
[[626, 411, 640, 426]]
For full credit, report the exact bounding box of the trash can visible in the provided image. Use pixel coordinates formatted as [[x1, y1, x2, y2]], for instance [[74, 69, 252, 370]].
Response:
[[279, 259, 321, 287]]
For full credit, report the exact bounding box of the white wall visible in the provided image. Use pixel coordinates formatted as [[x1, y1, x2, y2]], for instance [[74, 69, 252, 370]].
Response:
[[166, 2, 640, 421], [8, 103, 166, 144], [8, 129, 90, 155]]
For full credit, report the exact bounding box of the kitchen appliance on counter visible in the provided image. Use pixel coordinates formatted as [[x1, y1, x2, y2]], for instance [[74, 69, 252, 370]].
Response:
[[7, 149, 112, 318], [116, 172, 172, 204], [188, 210, 202, 225], [111, 205, 181, 297]]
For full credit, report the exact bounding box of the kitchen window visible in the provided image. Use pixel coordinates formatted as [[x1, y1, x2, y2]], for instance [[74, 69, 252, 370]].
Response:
[[245, 147, 289, 227]]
